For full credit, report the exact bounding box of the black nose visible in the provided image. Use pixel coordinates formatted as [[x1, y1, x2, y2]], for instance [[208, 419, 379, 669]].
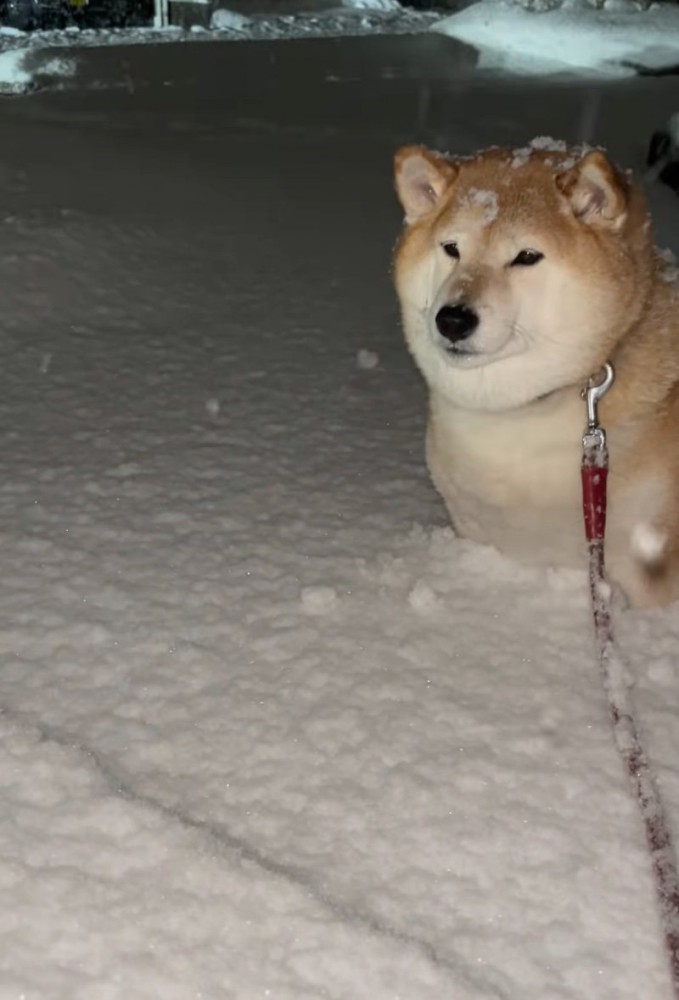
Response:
[[435, 304, 479, 344]]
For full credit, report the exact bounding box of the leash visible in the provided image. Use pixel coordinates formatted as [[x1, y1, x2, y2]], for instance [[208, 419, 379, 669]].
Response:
[[581, 365, 679, 997]]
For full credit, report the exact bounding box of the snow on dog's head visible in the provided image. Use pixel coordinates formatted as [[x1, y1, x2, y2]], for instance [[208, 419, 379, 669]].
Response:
[[392, 141, 653, 411]]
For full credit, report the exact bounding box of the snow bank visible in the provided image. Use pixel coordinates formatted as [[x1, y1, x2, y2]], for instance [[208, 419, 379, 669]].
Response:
[[0, 1, 437, 65], [0, 47, 75, 93], [342, 0, 402, 11], [433, 0, 679, 76], [209, 8, 251, 31], [0, 49, 31, 93], [3, 0, 678, 82]]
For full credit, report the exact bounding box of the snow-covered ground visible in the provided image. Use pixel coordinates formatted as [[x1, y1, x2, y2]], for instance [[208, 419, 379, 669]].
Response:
[[1, 32, 679, 1000]]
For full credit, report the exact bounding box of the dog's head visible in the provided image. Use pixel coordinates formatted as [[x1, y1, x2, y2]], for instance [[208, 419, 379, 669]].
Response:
[[393, 141, 653, 411]]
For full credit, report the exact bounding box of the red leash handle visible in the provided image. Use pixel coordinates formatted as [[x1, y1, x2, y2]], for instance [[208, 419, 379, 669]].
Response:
[[581, 366, 679, 998], [581, 450, 608, 544], [582, 444, 610, 643]]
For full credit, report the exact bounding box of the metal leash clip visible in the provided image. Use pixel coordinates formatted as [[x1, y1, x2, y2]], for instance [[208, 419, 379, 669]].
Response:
[[582, 363, 615, 450]]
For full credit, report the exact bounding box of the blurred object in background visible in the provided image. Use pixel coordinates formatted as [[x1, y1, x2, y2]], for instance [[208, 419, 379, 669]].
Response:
[[647, 113, 679, 195], [0, 0, 153, 30]]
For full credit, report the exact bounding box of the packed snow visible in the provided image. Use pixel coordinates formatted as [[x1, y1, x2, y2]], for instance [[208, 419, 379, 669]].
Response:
[[434, 0, 679, 76], [1, 28, 679, 1000]]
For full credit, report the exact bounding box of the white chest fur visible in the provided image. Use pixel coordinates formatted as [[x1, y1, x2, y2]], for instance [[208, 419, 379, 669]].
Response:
[[426, 389, 587, 566]]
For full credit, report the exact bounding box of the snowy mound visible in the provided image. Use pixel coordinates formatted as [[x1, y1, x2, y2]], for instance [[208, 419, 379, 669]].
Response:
[[0, 47, 75, 93], [210, 9, 251, 31], [432, 0, 679, 77], [0, 49, 31, 92], [342, 0, 402, 10]]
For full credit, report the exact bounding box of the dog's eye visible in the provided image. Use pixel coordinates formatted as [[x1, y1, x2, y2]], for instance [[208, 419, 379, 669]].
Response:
[[442, 242, 460, 260], [510, 249, 544, 267]]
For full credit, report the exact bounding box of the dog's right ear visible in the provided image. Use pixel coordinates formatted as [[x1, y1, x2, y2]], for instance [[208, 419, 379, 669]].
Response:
[[556, 150, 629, 229], [394, 146, 457, 224]]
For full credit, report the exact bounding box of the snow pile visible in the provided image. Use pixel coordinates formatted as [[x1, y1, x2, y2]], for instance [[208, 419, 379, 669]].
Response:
[[433, 0, 679, 76], [0, 47, 75, 93], [207, 0, 431, 39], [342, 0, 402, 10], [209, 9, 251, 31], [0, 49, 30, 93]]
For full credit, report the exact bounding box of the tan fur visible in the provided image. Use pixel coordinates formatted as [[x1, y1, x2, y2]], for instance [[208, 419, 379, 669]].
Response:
[[392, 141, 679, 607]]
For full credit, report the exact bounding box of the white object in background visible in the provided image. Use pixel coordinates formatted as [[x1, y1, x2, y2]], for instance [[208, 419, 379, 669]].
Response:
[[211, 9, 251, 30], [154, 0, 169, 29]]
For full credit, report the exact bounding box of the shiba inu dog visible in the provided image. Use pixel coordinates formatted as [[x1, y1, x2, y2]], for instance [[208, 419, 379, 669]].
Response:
[[392, 138, 679, 607]]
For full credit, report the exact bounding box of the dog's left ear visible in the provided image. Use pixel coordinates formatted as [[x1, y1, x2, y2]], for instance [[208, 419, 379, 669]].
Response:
[[394, 146, 458, 224], [556, 150, 628, 229]]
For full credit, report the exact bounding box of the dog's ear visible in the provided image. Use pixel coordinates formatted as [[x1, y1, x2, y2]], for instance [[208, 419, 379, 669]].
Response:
[[556, 150, 628, 229], [394, 146, 457, 224]]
